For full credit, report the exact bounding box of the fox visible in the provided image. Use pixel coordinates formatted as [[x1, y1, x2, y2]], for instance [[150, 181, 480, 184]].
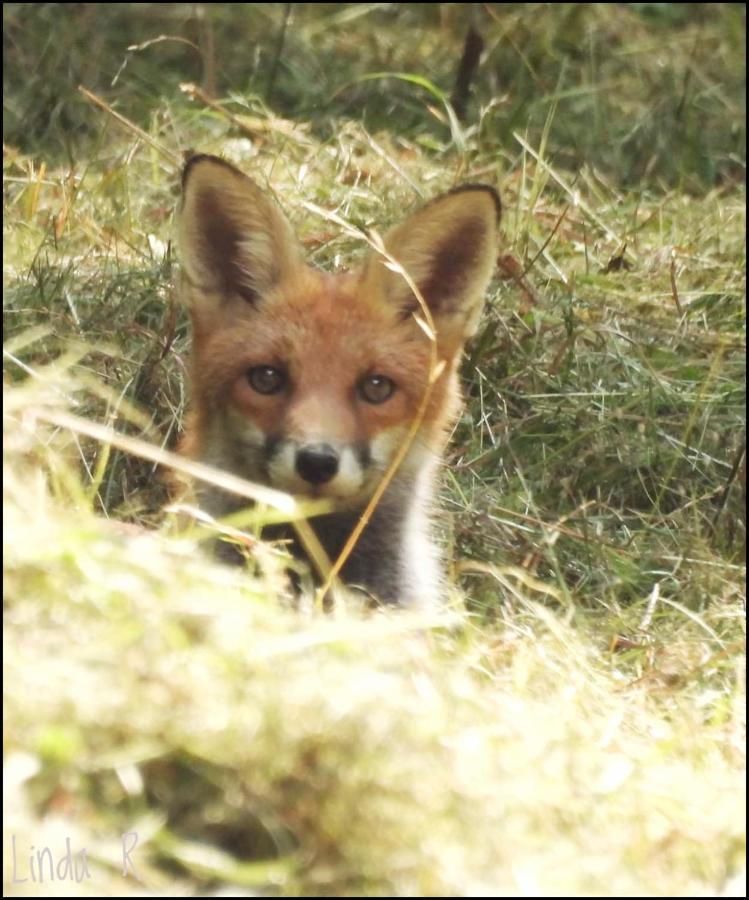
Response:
[[176, 154, 500, 608]]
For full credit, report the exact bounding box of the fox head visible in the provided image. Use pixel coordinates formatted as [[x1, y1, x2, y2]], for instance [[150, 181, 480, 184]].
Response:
[[178, 154, 500, 511]]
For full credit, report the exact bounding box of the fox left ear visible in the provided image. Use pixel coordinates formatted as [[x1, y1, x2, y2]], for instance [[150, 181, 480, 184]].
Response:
[[362, 185, 500, 345], [178, 154, 302, 308]]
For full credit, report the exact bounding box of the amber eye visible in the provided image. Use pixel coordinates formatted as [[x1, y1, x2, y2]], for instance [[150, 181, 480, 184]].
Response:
[[358, 374, 395, 405], [247, 365, 286, 395]]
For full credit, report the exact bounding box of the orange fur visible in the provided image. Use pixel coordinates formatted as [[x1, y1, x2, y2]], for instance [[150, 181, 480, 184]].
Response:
[[176, 154, 500, 606], [188, 269, 457, 454]]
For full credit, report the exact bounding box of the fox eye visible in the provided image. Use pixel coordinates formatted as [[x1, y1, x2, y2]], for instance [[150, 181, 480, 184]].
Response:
[[247, 365, 286, 395], [359, 374, 395, 405]]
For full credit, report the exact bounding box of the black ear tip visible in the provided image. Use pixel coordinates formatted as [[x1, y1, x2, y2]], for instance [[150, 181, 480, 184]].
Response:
[[180, 153, 245, 190], [447, 183, 502, 222]]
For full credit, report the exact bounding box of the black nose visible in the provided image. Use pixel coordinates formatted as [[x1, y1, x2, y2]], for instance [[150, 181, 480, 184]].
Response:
[[295, 444, 339, 485]]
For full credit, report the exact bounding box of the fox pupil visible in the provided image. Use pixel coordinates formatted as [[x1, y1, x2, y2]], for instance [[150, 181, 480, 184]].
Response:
[[247, 365, 285, 395]]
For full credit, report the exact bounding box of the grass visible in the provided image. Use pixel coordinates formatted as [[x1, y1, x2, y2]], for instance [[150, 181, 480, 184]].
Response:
[[3, 3, 746, 896]]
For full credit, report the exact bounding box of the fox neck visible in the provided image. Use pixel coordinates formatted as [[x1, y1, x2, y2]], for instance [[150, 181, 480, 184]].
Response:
[[195, 452, 441, 609], [300, 463, 441, 608]]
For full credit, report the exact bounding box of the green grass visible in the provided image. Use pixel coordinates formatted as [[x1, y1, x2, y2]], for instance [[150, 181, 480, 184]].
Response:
[[3, 3, 746, 896]]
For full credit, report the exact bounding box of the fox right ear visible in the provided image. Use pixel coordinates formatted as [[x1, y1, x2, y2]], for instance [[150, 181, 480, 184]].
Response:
[[361, 184, 500, 349], [178, 154, 302, 305]]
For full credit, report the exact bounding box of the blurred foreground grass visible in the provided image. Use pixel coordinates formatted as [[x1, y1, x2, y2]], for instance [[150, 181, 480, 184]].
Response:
[[4, 377, 746, 895], [3, 3, 746, 896]]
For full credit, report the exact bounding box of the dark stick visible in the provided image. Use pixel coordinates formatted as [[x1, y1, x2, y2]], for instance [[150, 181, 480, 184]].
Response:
[[267, 3, 292, 106], [451, 26, 484, 122]]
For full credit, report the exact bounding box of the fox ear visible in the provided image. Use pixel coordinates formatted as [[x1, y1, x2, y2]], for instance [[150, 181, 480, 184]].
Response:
[[363, 185, 500, 344], [178, 154, 302, 305]]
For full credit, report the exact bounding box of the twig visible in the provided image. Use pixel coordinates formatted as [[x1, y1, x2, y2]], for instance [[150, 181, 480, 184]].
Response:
[[669, 251, 684, 317], [514, 131, 633, 256], [179, 83, 257, 141], [522, 203, 569, 277], [710, 440, 746, 534], [451, 26, 484, 122], [638, 582, 660, 632], [78, 86, 178, 164], [267, 2, 292, 105], [196, 5, 216, 98]]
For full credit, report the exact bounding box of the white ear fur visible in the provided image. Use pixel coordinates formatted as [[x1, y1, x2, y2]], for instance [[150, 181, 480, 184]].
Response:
[[178, 155, 302, 304], [363, 185, 500, 341]]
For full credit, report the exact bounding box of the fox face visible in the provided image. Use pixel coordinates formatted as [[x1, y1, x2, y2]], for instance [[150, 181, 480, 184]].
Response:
[[185, 265, 442, 507], [178, 154, 500, 518]]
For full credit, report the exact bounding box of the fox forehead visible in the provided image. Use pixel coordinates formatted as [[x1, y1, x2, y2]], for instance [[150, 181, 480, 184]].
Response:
[[188, 264, 460, 448], [192, 266, 433, 393]]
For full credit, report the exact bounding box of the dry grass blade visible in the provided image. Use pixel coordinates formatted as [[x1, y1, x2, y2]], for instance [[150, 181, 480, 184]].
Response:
[[35, 407, 335, 585], [301, 206, 441, 608], [78, 86, 179, 164]]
